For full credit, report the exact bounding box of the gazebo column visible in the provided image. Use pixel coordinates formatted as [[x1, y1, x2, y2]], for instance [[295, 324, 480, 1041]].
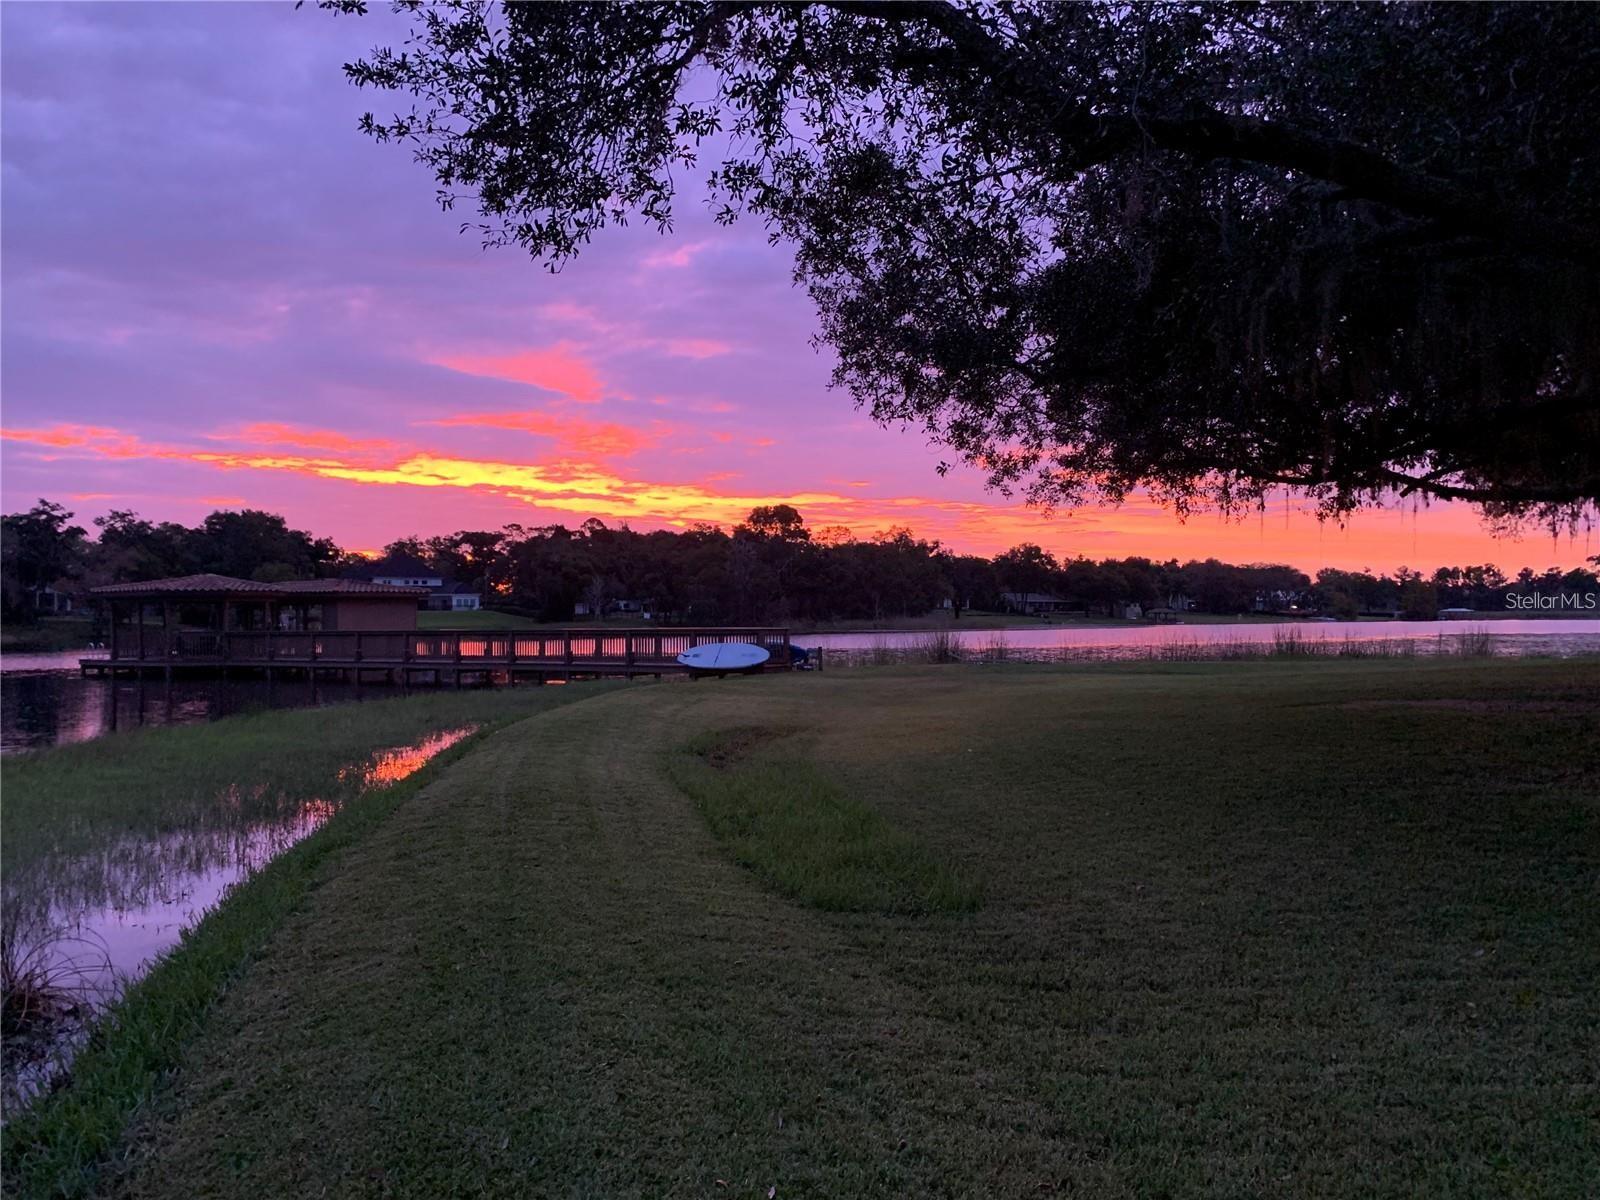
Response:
[[108, 600, 120, 662], [137, 601, 146, 662], [161, 600, 174, 680], [267, 600, 279, 673], [221, 600, 233, 669]]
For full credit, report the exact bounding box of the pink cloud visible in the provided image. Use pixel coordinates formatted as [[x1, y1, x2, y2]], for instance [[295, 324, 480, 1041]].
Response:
[[212, 423, 394, 453], [641, 240, 708, 269], [536, 301, 616, 336], [431, 343, 606, 403], [1, 424, 151, 459], [665, 338, 734, 360]]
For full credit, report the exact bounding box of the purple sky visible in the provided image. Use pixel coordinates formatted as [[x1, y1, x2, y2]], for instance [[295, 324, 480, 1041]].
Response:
[[2, 2, 1593, 572]]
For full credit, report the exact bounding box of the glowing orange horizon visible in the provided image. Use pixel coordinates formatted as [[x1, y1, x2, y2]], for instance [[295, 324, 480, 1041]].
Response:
[[3, 421, 1593, 572]]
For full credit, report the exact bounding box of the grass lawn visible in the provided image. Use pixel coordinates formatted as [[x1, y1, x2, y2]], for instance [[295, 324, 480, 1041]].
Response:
[[415, 609, 550, 630], [7, 659, 1598, 1197], [1, 616, 100, 653]]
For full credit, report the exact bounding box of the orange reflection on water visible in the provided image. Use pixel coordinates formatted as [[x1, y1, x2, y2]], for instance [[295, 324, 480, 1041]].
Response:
[[338, 726, 477, 790]]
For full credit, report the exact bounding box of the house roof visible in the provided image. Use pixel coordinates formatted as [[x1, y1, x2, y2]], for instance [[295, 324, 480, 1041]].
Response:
[[91, 574, 426, 599], [277, 579, 430, 597], [345, 551, 440, 580]]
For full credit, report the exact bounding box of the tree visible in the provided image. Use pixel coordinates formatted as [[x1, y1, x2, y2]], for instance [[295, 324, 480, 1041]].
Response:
[[92, 511, 197, 582], [738, 505, 811, 543], [345, 2, 1600, 529], [1, 500, 87, 617], [993, 543, 1058, 599], [196, 510, 339, 579], [1398, 573, 1440, 621], [942, 554, 999, 617]]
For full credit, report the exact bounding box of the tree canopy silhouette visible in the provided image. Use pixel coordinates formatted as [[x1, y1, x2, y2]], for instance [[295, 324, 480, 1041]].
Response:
[[341, 1, 1600, 527]]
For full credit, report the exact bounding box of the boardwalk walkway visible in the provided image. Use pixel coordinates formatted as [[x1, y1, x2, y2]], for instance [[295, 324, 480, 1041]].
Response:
[[81, 627, 791, 684]]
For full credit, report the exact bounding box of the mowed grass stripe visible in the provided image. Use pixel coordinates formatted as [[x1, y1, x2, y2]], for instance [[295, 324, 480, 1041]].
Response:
[[670, 725, 981, 914], [107, 684, 955, 1198], [39, 660, 1600, 1198]]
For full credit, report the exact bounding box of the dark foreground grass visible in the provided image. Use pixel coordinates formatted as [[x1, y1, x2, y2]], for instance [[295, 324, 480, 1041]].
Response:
[[0, 683, 619, 1197], [671, 726, 980, 913], [9, 659, 1598, 1198]]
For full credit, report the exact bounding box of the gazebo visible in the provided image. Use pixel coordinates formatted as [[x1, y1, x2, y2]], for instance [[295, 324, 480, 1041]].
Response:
[[90, 574, 427, 665]]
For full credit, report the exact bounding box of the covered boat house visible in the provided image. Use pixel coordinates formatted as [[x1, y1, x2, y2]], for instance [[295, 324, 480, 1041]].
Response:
[[87, 574, 425, 679]]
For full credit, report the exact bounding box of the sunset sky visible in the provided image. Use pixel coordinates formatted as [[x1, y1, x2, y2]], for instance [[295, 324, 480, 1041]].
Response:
[[2, 2, 1593, 573]]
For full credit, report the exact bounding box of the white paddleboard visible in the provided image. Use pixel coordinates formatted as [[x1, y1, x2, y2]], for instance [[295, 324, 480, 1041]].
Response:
[[677, 642, 771, 671]]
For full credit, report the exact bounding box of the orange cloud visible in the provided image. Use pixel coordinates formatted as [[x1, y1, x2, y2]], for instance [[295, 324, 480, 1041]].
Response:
[[425, 411, 661, 458], [431, 342, 605, 403], [1, 424, 150, 458]]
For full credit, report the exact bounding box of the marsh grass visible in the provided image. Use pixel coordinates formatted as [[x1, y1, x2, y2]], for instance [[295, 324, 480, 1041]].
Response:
[[1139, 631, 1422, 661], [1, 917, 114, 1112], [978, 632, 1011, 662], [834, 622, 1508, 669], [913, 629, 963, 663], [865, 636, 899, 666], [1444, 625, 1496, 656], [1, 916, 108, 1048], [670, 726, 981, 914], [2, 688, 584, 880]]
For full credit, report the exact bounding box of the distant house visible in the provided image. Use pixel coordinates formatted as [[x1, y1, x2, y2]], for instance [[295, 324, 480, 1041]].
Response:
[[1438, 607, 1477, 619], [1253, 588, 1315, 613], [30, 579, 82, 615], [345, 552, 481, 612], [1000, 592, 1073, 616], [573, 597, 655, 620]]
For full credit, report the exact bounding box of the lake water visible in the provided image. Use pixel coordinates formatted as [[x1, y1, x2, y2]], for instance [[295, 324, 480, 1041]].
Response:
[[0, 651, 438, 755], [804, 618, 1600, 662]]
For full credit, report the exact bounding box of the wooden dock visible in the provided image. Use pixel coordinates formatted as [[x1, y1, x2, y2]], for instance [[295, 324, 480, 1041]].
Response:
[[80, 627, 792, 685]]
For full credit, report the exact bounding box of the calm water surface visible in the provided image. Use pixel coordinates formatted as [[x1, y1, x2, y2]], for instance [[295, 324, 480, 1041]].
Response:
[[806, 618, 1600, 659], [1, 651, 438, 755]]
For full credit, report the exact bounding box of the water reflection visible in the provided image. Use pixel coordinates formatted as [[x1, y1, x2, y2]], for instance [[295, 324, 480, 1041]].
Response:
[[1, 726, 475, 1105], [338, 726, 476, 789], [806, 618, 1600, 661], [1, 659, 427, 755]]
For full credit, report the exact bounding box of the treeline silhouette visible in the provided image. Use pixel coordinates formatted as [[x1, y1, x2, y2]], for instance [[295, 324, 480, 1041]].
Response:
[[4, 499, 1596, 626]]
